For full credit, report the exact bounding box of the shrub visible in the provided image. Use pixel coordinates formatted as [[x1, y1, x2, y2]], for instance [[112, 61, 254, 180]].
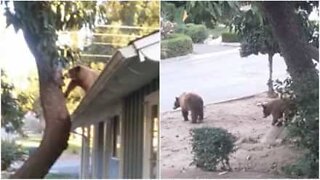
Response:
[[282, 154, 318, 178], [161, 33, 193, 59], [175, 24, 187, 34], [221, 32, 240, 42], [190, 127, 237, 171], [274, 72, 319, 178], [184, 24, 209, 43], [1, 140, 26, 170]]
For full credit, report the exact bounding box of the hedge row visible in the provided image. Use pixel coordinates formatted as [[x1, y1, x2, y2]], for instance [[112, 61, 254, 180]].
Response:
[[176, 23, 209, 43], [161, 33, 193, 59], [221, 32, 240, 42]]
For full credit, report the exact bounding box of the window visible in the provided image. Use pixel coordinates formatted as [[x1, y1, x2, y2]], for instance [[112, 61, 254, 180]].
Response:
[[112, 116, 120, 158], [150, 104, 159, 179], [143, 91, 159, 179]]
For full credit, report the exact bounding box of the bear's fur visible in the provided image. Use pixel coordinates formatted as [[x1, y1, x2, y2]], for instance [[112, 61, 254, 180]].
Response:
[[64, 65, 99, 98], [261, 99, 289, 126], [173, 92, 204, 123]]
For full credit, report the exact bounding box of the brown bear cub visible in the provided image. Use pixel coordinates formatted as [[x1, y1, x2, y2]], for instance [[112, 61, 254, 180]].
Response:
[[260, 99, 290, 126], [64, 65, 99, 98], [173, 92, 204, 123]]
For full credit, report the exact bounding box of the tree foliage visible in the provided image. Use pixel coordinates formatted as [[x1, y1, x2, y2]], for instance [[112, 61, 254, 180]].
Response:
[[233, 5, 279, 57], [232, 2, 318, 96], [164, 1, 240, 28], [232, 4, 280, 95], [233, 2, 318, 58], [1, 70, 25, 133], [274, 74, 318, 178], [1, 140, 26, 171]]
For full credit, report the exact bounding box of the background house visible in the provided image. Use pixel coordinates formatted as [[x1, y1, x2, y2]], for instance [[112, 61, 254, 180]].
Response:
[[71, 31, 160, 179]]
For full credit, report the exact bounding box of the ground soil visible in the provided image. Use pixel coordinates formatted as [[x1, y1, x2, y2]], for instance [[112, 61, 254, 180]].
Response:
[[160, 93, 302, 179]]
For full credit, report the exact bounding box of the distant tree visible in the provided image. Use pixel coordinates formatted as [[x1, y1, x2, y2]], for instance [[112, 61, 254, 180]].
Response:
[[1, 70, 25, 134], [233, 2, 318, 97], [161, 1, 239, 29], [233, 6, 279, 96]]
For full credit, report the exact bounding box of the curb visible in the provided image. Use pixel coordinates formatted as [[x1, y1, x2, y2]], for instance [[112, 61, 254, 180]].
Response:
[[207, 94, 258, 105], [162, 92, 267, 114], [162, 44, 240, 61], [220, 42, 241, 47]]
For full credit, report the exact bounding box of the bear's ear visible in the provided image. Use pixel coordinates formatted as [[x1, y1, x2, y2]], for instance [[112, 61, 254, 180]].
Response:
[[257, 102, 267, 108], [73, 65, 81, 72], [175, 97, 179, 101]]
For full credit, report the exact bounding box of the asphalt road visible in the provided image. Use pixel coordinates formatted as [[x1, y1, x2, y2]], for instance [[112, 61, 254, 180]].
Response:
[[47, 151, 81, 178], [50, 156, 80, 177], [160, 45, 289, 112]]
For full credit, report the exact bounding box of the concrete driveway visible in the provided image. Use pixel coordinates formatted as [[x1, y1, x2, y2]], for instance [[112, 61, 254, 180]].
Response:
[[160, 45, 288, 112], [49, 153, 80, 177]]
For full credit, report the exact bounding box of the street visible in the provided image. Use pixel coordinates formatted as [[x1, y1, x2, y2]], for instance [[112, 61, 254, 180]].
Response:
[[50, 153, 80, 177], [160, 45, 288, 112]]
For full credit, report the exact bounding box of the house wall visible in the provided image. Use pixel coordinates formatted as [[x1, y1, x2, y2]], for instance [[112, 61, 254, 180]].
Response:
[[122, 78, 159, 179], [89, 101, 123, 179]]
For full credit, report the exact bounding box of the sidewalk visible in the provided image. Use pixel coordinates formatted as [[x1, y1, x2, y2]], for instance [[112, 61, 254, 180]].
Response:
[[193, 36, 240, 54], [163, 36, 241, 62]]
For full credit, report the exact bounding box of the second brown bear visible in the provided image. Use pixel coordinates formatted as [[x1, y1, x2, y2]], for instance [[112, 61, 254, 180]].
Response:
[[173, 92, 204, 123]]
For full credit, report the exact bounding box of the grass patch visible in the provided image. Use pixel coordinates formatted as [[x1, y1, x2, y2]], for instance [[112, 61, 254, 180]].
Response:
[[67, 143, 81, 155], [45, 173, 78, 179], [16, 134, 41, 148], [16, 134, 81, 155]]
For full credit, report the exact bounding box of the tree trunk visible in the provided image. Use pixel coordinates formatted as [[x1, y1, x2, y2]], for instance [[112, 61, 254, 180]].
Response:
[[258, 2, 318, 94], [259, 3, 319, 176], [10, 25, 71, 179], [267, 53, 275, 97], [305, 44, 319, 62]]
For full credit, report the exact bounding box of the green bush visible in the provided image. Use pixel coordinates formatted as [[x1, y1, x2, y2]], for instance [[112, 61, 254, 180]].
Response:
[[221, 32, 240, 42], [183, 24, 209, 43], [161, 33, 193, 59], [282, 154, 318, 178], [274, 73, 319, 178], [190, 127, 237, 171], [175, 24, 187, 34], [1, 140, 26, 170]]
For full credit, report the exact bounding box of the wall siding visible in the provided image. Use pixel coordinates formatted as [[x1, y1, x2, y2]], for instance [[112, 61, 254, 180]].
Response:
[[122, 78, 159, 178]]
